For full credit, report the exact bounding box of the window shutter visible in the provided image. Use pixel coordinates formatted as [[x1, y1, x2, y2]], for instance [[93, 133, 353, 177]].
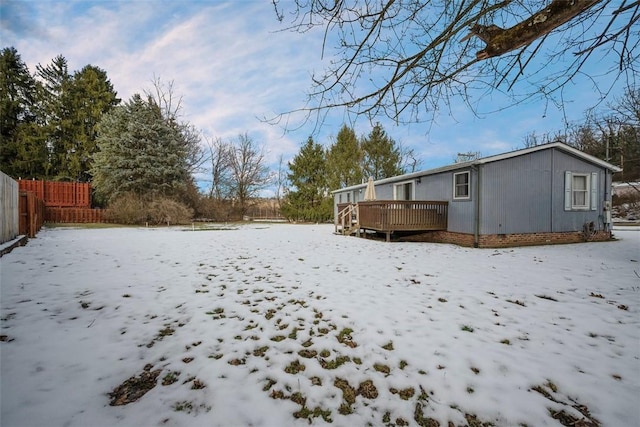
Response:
[[564, 171, 572, 211], [590, 172, 598, 211]]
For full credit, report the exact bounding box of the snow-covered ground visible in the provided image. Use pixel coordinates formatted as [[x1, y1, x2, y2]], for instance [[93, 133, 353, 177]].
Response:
[[1, 224, 638, 427]]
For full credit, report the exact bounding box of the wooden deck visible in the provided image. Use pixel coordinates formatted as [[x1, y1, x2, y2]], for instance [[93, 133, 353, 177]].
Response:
[[336, 200, 448, 241]]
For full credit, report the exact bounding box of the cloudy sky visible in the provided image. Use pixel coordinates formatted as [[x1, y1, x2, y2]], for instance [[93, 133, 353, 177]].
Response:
[[1, 1, 632, 192]]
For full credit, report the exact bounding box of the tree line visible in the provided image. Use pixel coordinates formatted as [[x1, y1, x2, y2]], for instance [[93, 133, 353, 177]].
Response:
[[282, 124, 418, 222], [3, 45, 636, 224], [0, 47, 414, 223], [1, 47, 119, 181], [522, 87, 640, 183]]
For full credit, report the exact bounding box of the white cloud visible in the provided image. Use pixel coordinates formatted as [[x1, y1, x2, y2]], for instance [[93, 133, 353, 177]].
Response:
[[1, 0, 628, 191]]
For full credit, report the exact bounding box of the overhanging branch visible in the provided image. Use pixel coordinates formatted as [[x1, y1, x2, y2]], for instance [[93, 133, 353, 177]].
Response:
[[462, 0, 601, 59]]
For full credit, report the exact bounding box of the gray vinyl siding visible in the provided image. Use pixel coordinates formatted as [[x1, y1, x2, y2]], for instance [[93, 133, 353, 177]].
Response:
[[333, 170, 476, 233], [413, 171, 475, 233], [479, 150, 552, 235], [374, 184, 393, 200], [551, 149, 605, 232], [364, 171, 477, 233], [480, 148, 607, 234], [333, 144, 615, 235]]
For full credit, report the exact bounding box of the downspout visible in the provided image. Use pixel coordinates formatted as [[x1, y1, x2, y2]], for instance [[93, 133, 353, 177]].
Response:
[[473, 164, 481, 248], [550, 149, 554, 232]]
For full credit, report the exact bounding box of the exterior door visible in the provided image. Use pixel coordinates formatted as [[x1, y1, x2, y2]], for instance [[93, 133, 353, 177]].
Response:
[[394, 181, 413, 200]]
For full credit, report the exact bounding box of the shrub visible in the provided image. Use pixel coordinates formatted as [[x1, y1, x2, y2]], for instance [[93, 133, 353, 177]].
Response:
[[106, 193, 147, 224], [148, 197, 193, 225], [106, 193, 193, 225]]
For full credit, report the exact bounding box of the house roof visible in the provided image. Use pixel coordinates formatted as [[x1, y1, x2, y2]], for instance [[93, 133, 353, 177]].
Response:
[[332, 142, 623, 193]]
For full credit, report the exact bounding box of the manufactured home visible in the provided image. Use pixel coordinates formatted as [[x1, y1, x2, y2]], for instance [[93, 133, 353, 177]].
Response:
[[332, 143, 621, 247]]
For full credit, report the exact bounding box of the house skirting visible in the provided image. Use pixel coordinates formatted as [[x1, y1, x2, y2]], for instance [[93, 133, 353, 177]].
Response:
[[397, 230, 613, 248]]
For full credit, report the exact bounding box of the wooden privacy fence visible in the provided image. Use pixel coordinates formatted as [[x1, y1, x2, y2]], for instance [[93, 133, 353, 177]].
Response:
[[46, 207, 109, 223], [19, 191, 45, 238], [1, 171, 20, 243], [18, 179, 91, 207], [17, 179, 109, 225]]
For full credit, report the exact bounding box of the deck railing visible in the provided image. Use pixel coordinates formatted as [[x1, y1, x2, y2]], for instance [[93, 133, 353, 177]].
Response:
[[351, 200, 448, 233], [336, 200, 449, 237], [336, 203, 358, 234]]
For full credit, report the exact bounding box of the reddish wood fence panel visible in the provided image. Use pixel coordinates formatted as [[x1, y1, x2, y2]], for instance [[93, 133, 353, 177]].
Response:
[[17, 180, 45, 200], [18, 180, 91, 208], [19, 191, 45, 238], [46, 208, 109, 223]]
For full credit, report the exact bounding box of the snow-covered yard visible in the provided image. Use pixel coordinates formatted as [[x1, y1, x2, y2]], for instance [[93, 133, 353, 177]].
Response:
[[1, 224, 638, 427]]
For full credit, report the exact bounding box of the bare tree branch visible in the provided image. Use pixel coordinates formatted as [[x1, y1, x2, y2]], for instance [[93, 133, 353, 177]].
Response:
[[272, 0, 639, 127], [462, 0, 600, 59]]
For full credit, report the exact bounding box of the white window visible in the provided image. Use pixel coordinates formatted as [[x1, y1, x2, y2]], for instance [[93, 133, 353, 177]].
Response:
[[572, 175, 588, 208], [565, 171, 598, 211], [394, 181, 413, 200], [453, 171, 470, 200]]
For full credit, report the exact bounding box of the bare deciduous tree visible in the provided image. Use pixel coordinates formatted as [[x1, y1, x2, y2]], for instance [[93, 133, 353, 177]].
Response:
[[145, 76, 206, 175], [273, 0, 639, 125], [204, 135, 232, 200], [522, 86, 640, 179], [397, 141, 421, 174], [274, 153, 288, 206], [145, 75, 183, 122], [227, 133, 271, 217]]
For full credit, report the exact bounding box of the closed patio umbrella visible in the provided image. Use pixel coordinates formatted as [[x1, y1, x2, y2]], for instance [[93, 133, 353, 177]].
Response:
[[364, 176, 376, 201]]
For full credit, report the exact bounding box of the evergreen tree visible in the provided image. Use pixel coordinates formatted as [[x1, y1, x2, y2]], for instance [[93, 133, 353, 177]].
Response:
[[91, 94, 189, 201], [67, 65, 120, 181], [326, 124, 362, 190], [281, 136, 332, 221], [145, 77, 204, 176], [35, 55, 73, 178], [0, 47, 46, 178], [35, 56, 119, 181], [360, 123, 403, 180]]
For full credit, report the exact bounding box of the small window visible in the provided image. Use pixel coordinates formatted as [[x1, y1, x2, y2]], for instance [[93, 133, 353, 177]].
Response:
[[346, 193, 350, 203], [572, 175, 588, 208], [453, 171, 470, 199], [565, 171, 597, 211], [338, 194, 342, 204]]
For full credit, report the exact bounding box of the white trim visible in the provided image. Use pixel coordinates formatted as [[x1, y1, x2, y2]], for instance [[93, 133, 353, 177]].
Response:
[[453, 171, 471, 200], [564, 171, 601, 211], [571, 174, 590, 210], [476, 142, 621, 172], [565, 171, 599, 211], [564, 171, 572, 211], [590, 172, 598, 211]]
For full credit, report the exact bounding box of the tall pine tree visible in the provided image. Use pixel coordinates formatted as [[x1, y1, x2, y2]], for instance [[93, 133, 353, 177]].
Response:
[[326, 124, 362, 190], [360, 122, 403, 180], [0, 47, 47, 178], [281, 136, 332, 221], [35, 55, 118, 181], [35, 55, 72, 178], [67, 65, 120, 181]]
